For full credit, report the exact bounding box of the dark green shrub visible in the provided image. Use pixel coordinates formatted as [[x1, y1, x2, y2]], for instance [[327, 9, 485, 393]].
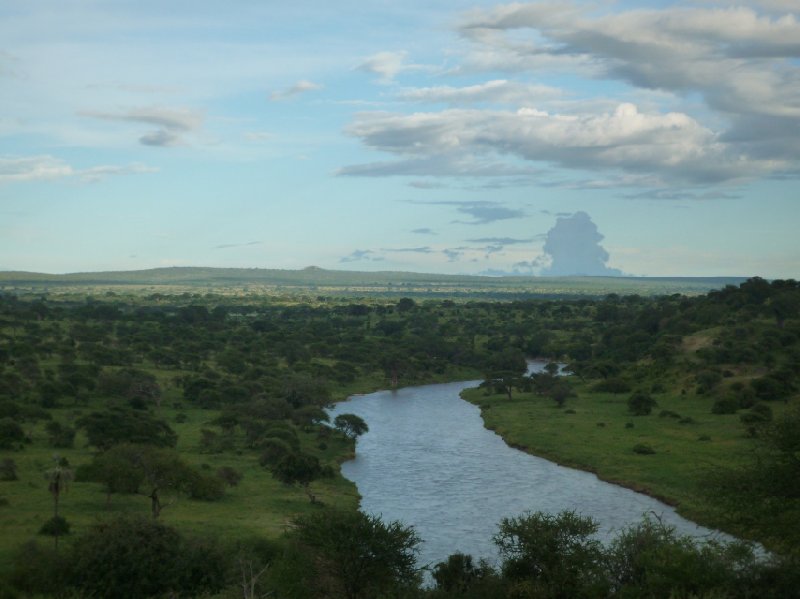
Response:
[[712, 395, 740, 414], [0, 458, 17, 481], [38, 515, 70, 537], [633, 443, 656, 455], [628, 392, 657, 416], [0, 418, 25, 450]]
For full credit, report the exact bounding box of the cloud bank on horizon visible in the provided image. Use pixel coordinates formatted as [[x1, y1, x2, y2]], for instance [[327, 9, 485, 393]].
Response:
[[0, 1, 798, 277]]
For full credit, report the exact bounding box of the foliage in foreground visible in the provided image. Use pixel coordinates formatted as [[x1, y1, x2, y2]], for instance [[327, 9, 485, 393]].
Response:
[[7, 510, 800, 599]]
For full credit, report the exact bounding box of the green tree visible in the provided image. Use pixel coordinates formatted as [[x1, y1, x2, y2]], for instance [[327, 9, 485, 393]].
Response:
[[269, 451, 323, 504], [82, 444, 216, 518], [77, 408, 177, 450], [333, 413, 369, 440], [68, 517, 229, 599], [291, 510, 420, 599], [485, 349, 527, 400], [493, 510, 607, 599], [44, 456, 73, 549]]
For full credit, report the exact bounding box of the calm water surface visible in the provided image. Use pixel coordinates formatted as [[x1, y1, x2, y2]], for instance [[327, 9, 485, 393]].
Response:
[[329, 365, 731, 570]]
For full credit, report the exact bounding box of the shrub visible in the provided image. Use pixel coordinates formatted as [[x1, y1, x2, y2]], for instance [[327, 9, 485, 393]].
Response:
[[0, 458, 17, 481], [186, 470, 226, 501], [628, 392, 657, 416], [712, 396, 740, 414], [633, 443, 656, 455], [38, 516, 70, 537], [0, 418, 25, 450]]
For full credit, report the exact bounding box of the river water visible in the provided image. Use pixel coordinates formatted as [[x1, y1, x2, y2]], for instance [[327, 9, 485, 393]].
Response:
[[328, 365, 731, 571]]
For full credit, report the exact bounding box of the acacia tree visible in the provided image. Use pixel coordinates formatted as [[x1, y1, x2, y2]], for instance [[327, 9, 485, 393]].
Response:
[[83, 444, 221, 518], [333, 413, 369, 440], [292, 510, 420, 599], [269, 451, 323, 504]]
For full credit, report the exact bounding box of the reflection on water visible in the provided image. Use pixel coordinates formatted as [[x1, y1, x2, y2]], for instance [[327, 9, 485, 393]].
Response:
[[328, 367, 731, 571]]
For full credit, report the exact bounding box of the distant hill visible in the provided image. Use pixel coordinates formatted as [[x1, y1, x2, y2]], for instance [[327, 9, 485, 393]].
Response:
[[0, 266, 749, 298]]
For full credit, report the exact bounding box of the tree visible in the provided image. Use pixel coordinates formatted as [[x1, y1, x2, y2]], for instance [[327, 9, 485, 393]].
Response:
[[81, 444, 217, 518], [44, 456, 73, 549], [77, 408, 177, 450], [333, 413, 369, 440], [291, 510, 420, 599], [68, 517, 229, 599], [269, 451, 323, 503], [485, 349, 527, 400], [493, 510, 607, 599]]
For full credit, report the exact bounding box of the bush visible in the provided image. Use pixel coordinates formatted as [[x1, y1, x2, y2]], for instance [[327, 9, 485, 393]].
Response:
[[69, 517, 229, 598], [0, 458, 17, 481], [712, 395, 740, 414], [186, 470, 226, 501], [38, 515, 70, 537], [633, 443, 656, 455], [628, 392, 657, 416], [0, 418, 25, 450]]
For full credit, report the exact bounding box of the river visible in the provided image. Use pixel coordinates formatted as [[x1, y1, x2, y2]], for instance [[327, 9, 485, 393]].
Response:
[[328, 364, 732, 571]]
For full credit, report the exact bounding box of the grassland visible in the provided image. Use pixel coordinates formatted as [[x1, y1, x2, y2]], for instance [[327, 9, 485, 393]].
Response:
[[0, 266, 746, 299]]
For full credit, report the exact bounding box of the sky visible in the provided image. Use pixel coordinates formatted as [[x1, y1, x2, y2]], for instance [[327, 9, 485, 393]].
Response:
[[1, 0, 799, 278]]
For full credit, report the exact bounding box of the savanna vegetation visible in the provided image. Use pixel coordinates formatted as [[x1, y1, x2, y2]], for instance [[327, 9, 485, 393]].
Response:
[[0, 276, 798, 597]]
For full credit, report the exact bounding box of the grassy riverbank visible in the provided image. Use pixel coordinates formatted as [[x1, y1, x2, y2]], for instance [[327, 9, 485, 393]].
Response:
[[461, 383, 795, 551]]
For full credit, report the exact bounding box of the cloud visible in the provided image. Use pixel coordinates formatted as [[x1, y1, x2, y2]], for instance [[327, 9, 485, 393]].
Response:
[[443, 249, 463, 262], [410, 200, 525, 225], [380, 246, 433, 254], [140, 129, 180, 147], [80, 105, 203, 147], [340, 103, 783, 185], [214, 241, 261, 250], [269, 80, 323, 101], [0, 155, 157, 184], [465, 236, 536, 245], [357, 51, 410, 82], [622, 189, 742, 201], [395, 79, 562, 105], [356, 51, 434, 83], [411, 228, 437, 235], [540, 211, 622, 276], [457, 3, 800, 173], [340, 249, 382, 263]]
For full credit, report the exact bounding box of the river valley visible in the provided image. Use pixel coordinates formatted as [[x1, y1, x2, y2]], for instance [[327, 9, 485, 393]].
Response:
[[328, 365, 732, 572]]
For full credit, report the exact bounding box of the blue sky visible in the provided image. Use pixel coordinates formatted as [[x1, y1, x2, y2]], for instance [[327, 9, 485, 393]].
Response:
[[1, 0, 799, 277]]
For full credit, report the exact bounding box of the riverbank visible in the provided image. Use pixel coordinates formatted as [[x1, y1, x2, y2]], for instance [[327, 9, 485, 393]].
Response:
[[460, 383, 787, 551]]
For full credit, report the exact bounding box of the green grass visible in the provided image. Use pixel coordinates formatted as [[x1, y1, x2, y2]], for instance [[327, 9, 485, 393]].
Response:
[[461, 384, 785, 547]]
